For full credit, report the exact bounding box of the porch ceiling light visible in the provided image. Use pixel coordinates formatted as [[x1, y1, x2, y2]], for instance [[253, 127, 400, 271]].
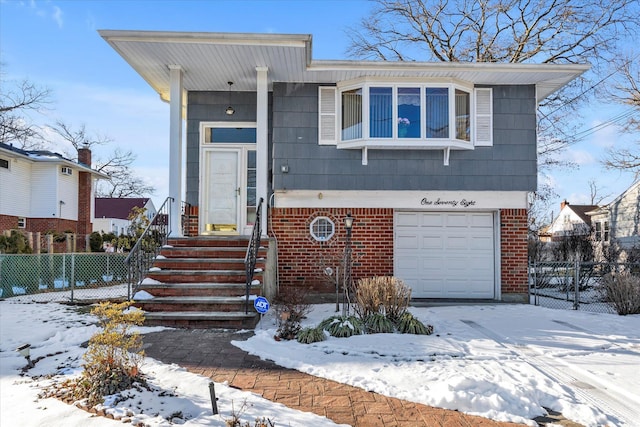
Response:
[[225, 81, 235, 115]]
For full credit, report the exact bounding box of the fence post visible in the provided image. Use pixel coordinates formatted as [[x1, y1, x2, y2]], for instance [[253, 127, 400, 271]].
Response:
[[70, 253, 75, 303], [573, 259, 579, 310]]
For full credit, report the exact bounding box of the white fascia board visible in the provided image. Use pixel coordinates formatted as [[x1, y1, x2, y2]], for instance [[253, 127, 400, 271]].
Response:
[[274, 190, 528, 210]]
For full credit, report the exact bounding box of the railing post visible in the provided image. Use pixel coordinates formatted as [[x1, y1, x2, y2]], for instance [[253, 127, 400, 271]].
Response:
[[70, 253, 75, 303]]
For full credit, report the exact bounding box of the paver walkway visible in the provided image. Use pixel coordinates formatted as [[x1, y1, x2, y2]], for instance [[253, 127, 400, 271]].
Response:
[[143, 329, 525, 427]]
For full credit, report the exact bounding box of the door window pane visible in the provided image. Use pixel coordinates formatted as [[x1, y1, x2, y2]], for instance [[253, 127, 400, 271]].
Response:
[[207, 127, 257, 143], [246, 150, 257, 225], [397, 88, 421, 138], [425, 88, 449, 138], [342, 88, 362, 140], [369, 87, 392, 138]]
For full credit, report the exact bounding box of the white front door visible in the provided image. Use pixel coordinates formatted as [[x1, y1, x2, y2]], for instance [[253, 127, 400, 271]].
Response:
[[202, 149, 240, 233]]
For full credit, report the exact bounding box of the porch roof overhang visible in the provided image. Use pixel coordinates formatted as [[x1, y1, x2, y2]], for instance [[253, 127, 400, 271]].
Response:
[[99, 30, 590, 103]]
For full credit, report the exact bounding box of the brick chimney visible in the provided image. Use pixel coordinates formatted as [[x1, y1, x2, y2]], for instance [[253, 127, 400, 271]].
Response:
[[77, 146, 92, 236], [560, 200, 569, 210]]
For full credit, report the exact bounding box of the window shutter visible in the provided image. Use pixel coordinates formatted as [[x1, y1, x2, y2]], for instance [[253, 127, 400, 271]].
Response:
[[318, 86, 337, 145], [474, 88, 493, 147]]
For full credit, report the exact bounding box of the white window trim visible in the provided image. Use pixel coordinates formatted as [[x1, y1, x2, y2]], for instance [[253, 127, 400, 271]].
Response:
[[0, 157, 9, 170], [309, 216, 335, 242], [319, 79, 493, 165], [17, 217, 26, 229]]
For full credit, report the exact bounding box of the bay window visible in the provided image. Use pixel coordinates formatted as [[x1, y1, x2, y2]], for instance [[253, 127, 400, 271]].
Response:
[[319, 80, 492, 164]]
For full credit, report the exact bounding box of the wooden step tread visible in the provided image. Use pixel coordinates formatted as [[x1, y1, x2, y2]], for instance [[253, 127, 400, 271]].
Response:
[[135, 296, 254, 303], [138, 282, 260, 288], [143, 311, 257, 320]]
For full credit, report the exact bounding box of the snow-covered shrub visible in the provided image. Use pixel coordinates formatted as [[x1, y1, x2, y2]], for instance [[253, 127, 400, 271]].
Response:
[[395, 312, 434, 335], [320, 315, 364, 338], [72, 301, 145, 406], [601, 272, 640, 315], [296, 326, 327, 344], [364, 312, 395, 334], [354, 276, 411, 322]]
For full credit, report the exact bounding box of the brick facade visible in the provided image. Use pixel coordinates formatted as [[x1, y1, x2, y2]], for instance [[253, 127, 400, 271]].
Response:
[[269, 207, 395, 292], [184, 205, 529, 300], [500, 209, 529, 300], [77, 147, 93, 236]]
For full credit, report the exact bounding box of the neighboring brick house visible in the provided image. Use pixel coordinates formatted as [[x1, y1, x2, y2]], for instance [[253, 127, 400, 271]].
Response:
[[0, 142, 108, 247], [549, 200, 599, 240], [101, 30, 587, 302], [94, 197, 157, 236]]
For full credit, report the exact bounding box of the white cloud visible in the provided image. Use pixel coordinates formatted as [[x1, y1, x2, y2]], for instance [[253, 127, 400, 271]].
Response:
[[52, 5, 62, 28]]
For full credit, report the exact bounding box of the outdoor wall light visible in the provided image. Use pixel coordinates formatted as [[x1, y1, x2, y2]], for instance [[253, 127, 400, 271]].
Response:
[[344, 213, 354, 232], [225, 81, 235, 115], [16, 343, 34, 368]]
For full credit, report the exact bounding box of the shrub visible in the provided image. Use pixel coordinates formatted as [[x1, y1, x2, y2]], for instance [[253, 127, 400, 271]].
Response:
[[72, 302, 145, 406], [296, 326, 327, 344], [0, 230, 32, 254], [89, 231, 103, 252], [321, 315, 364, 338], [395, 312, 434, 335], [354, 276, 411, 322], [364, 312, 395, 334], [601, 272, 640, 315], [274, 285, 312, 341]]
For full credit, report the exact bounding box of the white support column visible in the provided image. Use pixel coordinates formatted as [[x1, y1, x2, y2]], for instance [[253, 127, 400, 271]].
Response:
[[256, 66, 268, 234], [168, 65, 184, 237]]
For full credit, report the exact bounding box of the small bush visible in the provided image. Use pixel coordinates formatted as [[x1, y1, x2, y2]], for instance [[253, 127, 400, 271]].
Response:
[[395, 312, 434, 335], [296, 326, 327, 344], [364, 313, 395, 334], [89, 231, 103, 252], [0, 230, 32, 254], [354, 276, 411, 322], [72, 302, 145, 406], [274, 285, 312, 341], [601, 272, 640, 315], [321, 315, 364, 338]]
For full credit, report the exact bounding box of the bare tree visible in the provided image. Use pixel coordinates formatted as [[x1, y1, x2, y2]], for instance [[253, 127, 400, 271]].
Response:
[[51, 121, 155, 198], [588, 179, 610, 205], [0, 75, 51, 149], [603, 53, 640, 177], [347, 0, 640, 167]]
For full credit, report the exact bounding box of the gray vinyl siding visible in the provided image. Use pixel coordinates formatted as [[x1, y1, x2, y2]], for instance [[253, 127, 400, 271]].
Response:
[[272, 83, 537, 192], [609, 183, 640, 247], [185, 91, 273, 205]]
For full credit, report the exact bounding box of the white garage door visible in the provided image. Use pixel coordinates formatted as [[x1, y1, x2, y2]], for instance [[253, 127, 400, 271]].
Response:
[[394, 212, 496, 299]]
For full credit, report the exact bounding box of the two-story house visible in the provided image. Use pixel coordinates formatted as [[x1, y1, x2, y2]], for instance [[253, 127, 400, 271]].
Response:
[[94, 197, 157, 236], [0, 142, 108, 246], [588, 181, 640, 260], [548, 200, 599, 240], [100, 30, 587, 302]]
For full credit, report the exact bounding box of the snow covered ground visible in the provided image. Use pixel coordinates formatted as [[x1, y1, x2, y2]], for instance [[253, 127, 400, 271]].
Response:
[[1, 296, 639, 427]]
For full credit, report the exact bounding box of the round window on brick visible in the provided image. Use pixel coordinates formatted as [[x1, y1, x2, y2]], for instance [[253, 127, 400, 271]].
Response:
[[310, 216, 335, 242]]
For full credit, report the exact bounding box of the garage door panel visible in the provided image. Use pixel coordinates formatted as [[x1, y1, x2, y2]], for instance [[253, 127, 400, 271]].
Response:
[[396, 234, 419, 249], [421, 213, 444, 227], [396, 212, 419, 227], [395, 211, 495, 299]]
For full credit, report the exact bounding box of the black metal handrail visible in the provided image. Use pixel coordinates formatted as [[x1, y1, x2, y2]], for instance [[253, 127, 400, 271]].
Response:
[[125, 196, 173, 299], [244, 198, 264, 313]]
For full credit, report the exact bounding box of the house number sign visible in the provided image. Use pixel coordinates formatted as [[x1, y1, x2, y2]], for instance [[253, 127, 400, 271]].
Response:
[[420, 198, 477, 208]]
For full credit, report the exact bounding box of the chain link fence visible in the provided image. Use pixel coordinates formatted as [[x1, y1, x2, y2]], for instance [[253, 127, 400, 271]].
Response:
[[528, 261, 640, 314], [0, 253, 129, 303]]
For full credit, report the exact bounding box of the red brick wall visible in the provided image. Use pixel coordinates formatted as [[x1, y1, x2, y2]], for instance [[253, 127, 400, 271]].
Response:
[[183, 205, 199, 237], [269, 208, 394, 292], [0, 214, 18, 230], [500, 209, 529, 299], [77, 148, 93, 236]]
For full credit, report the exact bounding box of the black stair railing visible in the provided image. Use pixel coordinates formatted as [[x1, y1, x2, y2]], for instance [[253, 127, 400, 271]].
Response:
[[244, 198, 264, 313], [125, 196, 173, 300]]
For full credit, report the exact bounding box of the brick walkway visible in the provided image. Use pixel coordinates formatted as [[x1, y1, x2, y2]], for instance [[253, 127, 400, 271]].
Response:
[[143, 329, 526, 426]]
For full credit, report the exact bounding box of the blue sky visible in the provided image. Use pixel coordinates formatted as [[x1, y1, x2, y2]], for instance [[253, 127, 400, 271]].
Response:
[[1, 0, 637, 221]]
